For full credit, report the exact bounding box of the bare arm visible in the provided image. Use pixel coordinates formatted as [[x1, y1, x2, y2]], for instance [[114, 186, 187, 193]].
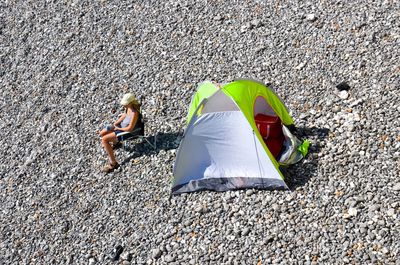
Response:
[[117, 111, 138, 132], [114, 114, 126, 127]]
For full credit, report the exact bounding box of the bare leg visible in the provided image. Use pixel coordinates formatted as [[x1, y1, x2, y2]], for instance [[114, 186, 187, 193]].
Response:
[[101, 133, 118, 165], [98, 128, 114, 137]]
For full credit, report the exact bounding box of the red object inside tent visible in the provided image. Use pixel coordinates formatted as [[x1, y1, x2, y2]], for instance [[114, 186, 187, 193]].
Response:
[[254, 114, 284, 158]]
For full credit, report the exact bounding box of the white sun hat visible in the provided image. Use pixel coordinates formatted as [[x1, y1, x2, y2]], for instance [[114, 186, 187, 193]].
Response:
[[120, 93, 138, 106]]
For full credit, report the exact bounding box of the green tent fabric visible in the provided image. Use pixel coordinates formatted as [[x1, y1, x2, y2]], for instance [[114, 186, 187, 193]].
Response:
[[222, 80, 294, 126], [187, 80, 293, 125], [186, 81, 218, 124]]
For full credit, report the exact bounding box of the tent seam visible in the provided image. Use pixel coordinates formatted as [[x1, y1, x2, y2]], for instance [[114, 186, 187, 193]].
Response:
[[252, 130, 264, 184]]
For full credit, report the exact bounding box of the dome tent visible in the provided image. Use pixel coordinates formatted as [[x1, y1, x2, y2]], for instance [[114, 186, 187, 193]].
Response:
[[172, 79, 308, 194]]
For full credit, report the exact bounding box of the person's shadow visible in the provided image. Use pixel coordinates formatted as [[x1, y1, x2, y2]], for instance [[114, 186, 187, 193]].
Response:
[[119, 131, 184, 165], [282, 126, 330, 190]]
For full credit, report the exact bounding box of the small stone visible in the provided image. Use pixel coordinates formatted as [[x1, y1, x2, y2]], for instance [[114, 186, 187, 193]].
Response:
[[305, 14, 317, 21], [88, 258, 96, 265], [355, 196, 365, 203], [240, 22, 251, 32], [343, 241, 350, 249], [348, 207, 358, 216], [245, 189, 254, 196], [194, 205, 207, 214], [164, 255, 175, 263], [40, 123, 48, 132], [332, 106, 341, 113], [381, 247, 389, 254], [120, 252, 133, 261], [214, 14, 223, 21], [272, 204, 280, 211], [251, 19, 262, 28], [369, 204, 380, 212], [24, 152, 37, 166], [264, 235, 274, 244], [66, 255, 73, 264], [336, 82, 350, 91], [110, 245, 124, 261], [241, 227, 250, 236], [349, 98, 363, 107], [368, 231, 376, 240], [339, 90, 349, 99], [152, 248, 162, 259], [295, 62, 307, 70], [387, 208, 395, 217], [343, 207, 358, 219], [255, 45, 266, 53], [393, 183, 400, 191]]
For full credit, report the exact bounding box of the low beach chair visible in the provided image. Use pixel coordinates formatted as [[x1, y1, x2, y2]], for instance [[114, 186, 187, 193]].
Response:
[[117, 113, 157, 150]]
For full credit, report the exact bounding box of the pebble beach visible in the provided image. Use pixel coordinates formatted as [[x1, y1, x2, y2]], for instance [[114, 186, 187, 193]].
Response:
[[1, 1, 399, 264]]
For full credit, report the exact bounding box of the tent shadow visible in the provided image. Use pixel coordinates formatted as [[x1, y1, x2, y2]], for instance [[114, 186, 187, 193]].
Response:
[[119, 126, 329, 191], [282, 126, 330, 190], [119, 131, 183, 166]]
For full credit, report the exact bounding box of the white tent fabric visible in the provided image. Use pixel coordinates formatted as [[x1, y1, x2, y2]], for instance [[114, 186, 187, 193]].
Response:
[[172, 109, 288, 194], [202, 89, 239, 113]]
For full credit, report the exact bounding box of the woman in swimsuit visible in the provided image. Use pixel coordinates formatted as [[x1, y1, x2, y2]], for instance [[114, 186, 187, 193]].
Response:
[[98, 93, 141, 173]]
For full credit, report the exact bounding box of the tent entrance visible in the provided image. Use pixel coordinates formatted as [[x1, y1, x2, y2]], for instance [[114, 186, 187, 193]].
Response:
[[252, 96, 303, 165], [254, 95, 277, 117]]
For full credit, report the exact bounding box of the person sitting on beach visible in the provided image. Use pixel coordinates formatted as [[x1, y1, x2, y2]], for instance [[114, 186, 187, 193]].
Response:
[[98, 93, 141, 173]]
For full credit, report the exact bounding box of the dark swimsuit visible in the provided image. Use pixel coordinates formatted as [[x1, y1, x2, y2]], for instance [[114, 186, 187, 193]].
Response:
[[114, 111, 143, 142]]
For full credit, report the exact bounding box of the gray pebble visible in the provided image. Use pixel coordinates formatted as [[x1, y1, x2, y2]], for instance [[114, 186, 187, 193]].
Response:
[[152, 249, 162, 259], [241, 228, 251, 236], [339, 90, 349, 99], [305, 14, 317, 22], [393, 183, 400, 191], [164, 255, 175, 263]]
